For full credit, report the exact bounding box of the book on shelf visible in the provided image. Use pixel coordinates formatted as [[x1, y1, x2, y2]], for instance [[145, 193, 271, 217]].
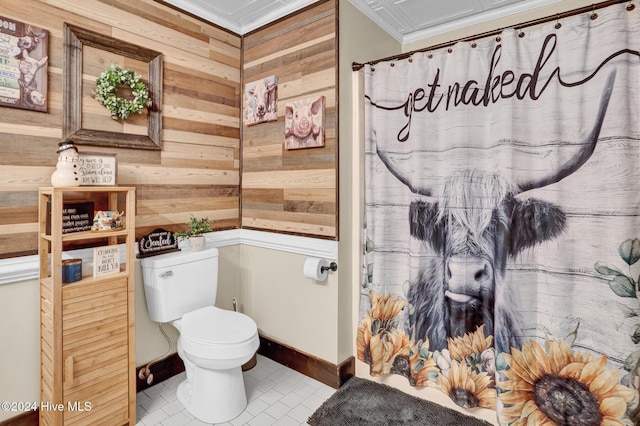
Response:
[[93, 245, 120, 278]]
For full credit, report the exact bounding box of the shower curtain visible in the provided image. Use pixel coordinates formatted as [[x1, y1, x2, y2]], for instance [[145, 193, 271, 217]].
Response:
[[358, 3, 640, 424]]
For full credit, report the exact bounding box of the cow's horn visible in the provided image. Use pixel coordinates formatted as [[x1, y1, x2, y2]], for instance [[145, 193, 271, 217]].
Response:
[[376, 143, 432, 196], [516, 69, 617, 193]]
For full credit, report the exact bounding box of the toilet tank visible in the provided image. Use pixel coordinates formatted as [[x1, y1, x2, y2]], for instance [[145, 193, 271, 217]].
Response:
[[141, 246, 219, 323]]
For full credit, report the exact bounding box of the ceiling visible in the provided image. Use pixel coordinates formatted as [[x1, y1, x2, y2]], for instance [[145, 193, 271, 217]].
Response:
[[161, 0, 563, 43]]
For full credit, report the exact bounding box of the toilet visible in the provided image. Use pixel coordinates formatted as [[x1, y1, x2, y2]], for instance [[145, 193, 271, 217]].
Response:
[[141, 246, 259, 423]]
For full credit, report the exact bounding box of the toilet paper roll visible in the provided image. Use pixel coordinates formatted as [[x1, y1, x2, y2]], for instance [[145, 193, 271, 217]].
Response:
[[303, 257, 329, 281]]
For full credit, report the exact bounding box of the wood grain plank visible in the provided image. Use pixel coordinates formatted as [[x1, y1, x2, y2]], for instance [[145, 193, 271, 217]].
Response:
[[242, 207, 334, 224], [135, 184, 239, 199], [243, 143, 284, 159], [242, 189, 285, 204], [284, 200, 335, 215], [242, 201, 284, 212], [136, 209, 239, 228], [117, 164, 239, 186], [0, 191, 38, 207], [242, 218, 335, 237], [162, 117, 240, 138], [137, 197, 239, 215], [242, 169, 335, 189], [242, 156, 283, 172], [162, 129, 239, 148], [284, 188, 336, 203]]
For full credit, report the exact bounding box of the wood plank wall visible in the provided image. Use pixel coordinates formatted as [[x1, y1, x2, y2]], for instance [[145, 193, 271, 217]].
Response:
[[0, 0, 241, 258], [241, 0, 338, 239], [0, 0, 339, 259]]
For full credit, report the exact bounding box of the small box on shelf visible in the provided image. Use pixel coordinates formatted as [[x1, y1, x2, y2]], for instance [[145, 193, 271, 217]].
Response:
[[92, 210, 125, 231]]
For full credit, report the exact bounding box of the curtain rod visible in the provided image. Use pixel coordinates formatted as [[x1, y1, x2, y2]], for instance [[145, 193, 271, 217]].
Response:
[[352, 0, 633, 71]]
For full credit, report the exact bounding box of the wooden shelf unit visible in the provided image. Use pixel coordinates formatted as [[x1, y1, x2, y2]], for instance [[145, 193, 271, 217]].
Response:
[[38, 187, 136, 426]]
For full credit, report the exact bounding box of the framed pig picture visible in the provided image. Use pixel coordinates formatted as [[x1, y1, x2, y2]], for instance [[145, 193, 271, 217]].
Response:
[[244, 75, 278, 126], [284, 95, 325, 150]]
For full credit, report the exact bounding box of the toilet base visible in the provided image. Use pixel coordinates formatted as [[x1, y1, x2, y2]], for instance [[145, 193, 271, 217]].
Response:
[[176, 363, 248, 423]]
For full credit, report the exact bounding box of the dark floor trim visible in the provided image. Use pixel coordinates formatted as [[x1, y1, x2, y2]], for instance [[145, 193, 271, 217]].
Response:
[[135, 335, 354, 392], [136, 352, 185, 393], [2, 335, 354, 426], [258, 335, 354, 389], [0, 409, 38, 426]]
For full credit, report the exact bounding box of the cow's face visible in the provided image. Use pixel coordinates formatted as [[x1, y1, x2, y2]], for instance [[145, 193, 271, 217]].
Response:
[[409, 170, 566, 338], [248, 80, 276, 118]]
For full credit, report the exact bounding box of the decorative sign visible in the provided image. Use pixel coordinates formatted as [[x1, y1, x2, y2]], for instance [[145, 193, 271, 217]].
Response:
[[93, 245, 120, 278], [244, 75, 278, 126], [0, 17, 48, 112], [45, 201, 94, 234], [285, 95, 325, 150], [78, 153, 117, 186], [137, 228, 180, 258]]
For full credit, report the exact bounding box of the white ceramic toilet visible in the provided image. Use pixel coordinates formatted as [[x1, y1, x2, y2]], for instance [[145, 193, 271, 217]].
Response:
[[141, 246, 259, 423]]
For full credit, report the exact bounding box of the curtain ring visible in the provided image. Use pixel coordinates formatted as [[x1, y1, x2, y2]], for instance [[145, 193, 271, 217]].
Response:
[[471, 41, 477, 48], [408, 57, 413, 63], [627, 3, 635, 11], [590, 5, 598, 20], [518, 31, 525, 38], [555, 14, 562, 29], [447, 48, 453, 53], [390, 62, 395, 67], [427, 51, 433, 59], [496, 36, 502, 42]]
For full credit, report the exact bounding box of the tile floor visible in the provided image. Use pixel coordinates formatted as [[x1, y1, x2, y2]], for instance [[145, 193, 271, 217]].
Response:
[[135, 355, 336, 426]]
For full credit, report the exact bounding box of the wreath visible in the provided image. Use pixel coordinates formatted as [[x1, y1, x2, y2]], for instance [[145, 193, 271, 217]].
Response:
[[93, 65, 152, 120]]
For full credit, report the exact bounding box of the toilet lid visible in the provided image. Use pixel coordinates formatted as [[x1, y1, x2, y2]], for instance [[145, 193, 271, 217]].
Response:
[[181, 306, 257, 345]]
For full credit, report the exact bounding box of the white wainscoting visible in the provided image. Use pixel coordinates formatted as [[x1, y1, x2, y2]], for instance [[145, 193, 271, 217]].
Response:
[[0, 229, 338, 285]]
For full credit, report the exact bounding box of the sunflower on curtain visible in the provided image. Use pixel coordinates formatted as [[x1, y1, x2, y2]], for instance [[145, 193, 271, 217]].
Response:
[[358, 2, 640, 424]]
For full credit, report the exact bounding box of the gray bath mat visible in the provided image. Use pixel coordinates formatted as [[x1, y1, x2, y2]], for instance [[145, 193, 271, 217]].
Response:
[[308, 377, 494, 426]]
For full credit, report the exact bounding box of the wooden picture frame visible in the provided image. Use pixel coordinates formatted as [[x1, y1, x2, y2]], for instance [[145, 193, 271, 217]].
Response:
[[62, 23, 163, 150]]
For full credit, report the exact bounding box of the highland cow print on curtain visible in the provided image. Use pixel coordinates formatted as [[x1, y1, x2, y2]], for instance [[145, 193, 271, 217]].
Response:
[[358, 3, 640, 424]]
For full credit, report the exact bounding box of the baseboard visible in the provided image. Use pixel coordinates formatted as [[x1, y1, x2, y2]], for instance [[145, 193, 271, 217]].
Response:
[[1, 335, 354, 426], [136, 352, 186, 393], [258, 335, 354, 389], [0, 410, 38, 426], [136, 335, 354, 391]]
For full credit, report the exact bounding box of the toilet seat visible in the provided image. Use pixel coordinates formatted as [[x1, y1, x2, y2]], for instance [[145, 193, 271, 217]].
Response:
[[176, 306, 259, 361]]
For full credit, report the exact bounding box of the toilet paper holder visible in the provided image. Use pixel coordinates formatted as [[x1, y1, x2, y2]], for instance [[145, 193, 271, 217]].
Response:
[[321, 262, 338, 273]]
